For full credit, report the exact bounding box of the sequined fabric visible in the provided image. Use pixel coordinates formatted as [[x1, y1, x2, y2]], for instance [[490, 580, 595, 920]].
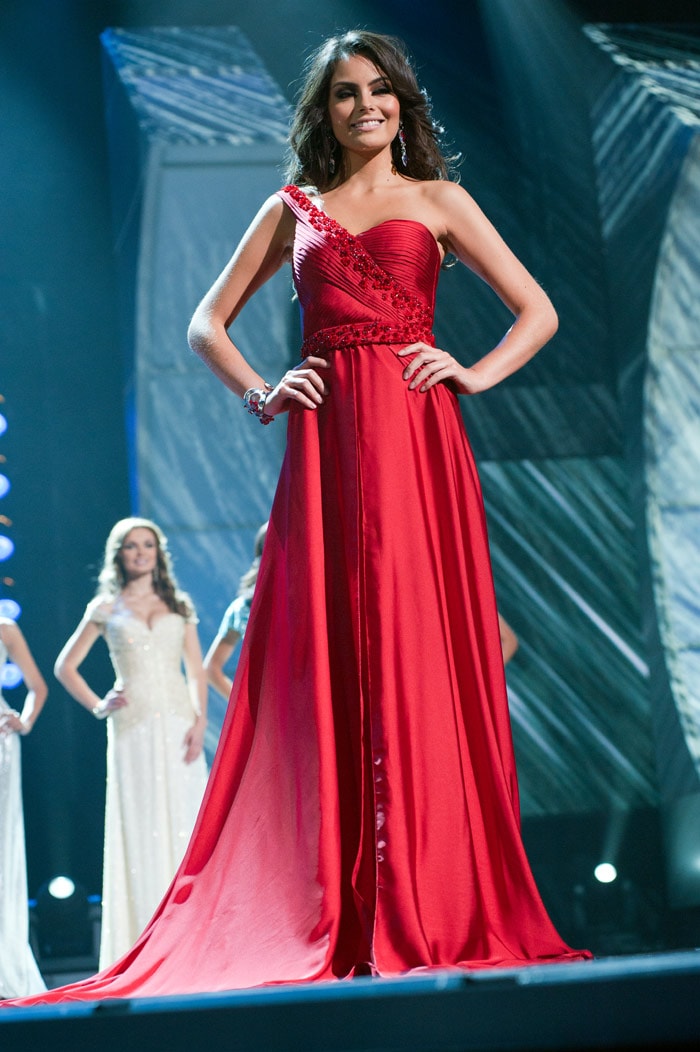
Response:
[[85, 599, 209, 970], [0, 621, 46, 997]]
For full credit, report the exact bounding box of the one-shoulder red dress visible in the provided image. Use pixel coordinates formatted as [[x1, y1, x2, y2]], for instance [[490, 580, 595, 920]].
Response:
[[7, 185, 589, 1006]]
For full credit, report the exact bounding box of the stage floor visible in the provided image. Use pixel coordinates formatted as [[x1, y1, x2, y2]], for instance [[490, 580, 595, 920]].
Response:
[[2, 949, 699, 1051]]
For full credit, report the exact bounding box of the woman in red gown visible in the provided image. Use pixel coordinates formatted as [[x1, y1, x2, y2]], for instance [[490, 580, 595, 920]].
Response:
[[8, 30, 589, 1005]]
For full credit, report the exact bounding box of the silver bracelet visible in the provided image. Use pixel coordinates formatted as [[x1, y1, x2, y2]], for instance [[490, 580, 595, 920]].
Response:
[[243, 386, 274, 425]]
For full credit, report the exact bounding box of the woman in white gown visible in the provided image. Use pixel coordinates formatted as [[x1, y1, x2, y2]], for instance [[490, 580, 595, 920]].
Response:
[[0, 616, 48, 998], [54, 517, 209, 970]]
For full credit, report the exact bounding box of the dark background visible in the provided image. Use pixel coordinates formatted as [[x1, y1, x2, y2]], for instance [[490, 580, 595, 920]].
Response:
[[1, 0, 698, 952]]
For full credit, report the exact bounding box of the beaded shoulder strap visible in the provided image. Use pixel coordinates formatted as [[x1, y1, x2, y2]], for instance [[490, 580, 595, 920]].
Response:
[[277, 185, 433, 333]]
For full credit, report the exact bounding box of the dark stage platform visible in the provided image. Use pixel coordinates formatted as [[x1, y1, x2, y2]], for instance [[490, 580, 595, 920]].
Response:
[[1, 950, 700, 1051]]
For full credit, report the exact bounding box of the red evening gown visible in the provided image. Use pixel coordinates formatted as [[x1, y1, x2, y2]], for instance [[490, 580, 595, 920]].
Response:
[[7, 186, 589, 1005]]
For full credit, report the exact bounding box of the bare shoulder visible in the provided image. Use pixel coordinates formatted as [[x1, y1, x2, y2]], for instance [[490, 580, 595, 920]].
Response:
[[400, 180, 483, 256], [420, 179, 481, 219], [417, 180, 509, 266], [258, 192, 288, 220], [240, 192, 296, 257], [251, 192, 295, 233], [421, 178, 468, 201], [85, 596, 114, 625], [0, 617, 20, 642]]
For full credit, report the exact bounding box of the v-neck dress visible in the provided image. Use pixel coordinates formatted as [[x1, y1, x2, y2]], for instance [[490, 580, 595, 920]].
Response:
[[85, 597, 209, 969]]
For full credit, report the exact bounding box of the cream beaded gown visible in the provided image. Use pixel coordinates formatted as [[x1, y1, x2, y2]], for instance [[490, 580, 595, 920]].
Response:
[[85, 598, 209, 969]]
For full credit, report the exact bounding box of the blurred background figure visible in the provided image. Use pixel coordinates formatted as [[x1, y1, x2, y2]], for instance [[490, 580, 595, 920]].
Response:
[[204, 521, 268, 701], [53, 517, 209, 969], [498, 613, 519, 666], [0, 616, 48, 998]]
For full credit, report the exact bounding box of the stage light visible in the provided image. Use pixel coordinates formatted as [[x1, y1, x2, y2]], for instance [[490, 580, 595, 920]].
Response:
[[0, 474, 9, 498], [48, 875, 76, 899], [0, 413, 6, 435], [0, 598, 20, 619], [0, 535, 15, 560], [35, 876, 94, 961], [0, 661, 22, 689], [594, 862, 618, 884]]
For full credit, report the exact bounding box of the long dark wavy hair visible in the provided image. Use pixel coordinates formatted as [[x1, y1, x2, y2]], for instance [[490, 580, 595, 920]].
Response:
[[286, 30, 457, 190], [97, 517, 193, 618]]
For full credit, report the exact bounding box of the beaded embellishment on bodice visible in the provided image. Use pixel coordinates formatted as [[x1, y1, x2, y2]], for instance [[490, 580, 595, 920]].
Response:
[[278, 185, 439, 353], [281, 185, 435, 333]]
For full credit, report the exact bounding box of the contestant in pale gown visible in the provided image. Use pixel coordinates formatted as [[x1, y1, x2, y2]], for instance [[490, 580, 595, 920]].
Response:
[[203, 521, 267, 700], [0, 617, 47, 998], [5, 31, 589, 1005], [53, 518, 209, 969]]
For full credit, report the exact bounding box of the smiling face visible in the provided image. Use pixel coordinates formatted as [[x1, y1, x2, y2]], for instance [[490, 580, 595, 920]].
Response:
[[327, 54, 400, 160], [118, 526, 159, 581]]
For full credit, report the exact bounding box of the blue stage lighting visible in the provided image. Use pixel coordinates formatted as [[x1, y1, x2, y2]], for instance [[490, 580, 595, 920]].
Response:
[[0, 535, 15, 560], [0, 661, 23, 688], [0, 598, 20, 619], [35, 876, 93, 960], [0, 474, 9, 498]]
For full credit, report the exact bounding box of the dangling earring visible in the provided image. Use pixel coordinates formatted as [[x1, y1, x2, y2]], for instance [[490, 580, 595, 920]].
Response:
[[398, 121, 408, 168], [326, 128, 337, 177]]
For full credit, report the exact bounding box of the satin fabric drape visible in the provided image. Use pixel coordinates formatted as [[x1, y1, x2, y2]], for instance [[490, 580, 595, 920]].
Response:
[[4, 186, 589, 1006]]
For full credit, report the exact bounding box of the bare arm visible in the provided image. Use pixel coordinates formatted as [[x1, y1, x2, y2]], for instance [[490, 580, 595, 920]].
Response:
[[498, 614, 519, 666], [203, 629, 241, 700], [54, 615, 126, 717], [181, 621, 208, 764], [0, 621, 48, 735], [399, 181, 558, 395], [187, 194, 330, 416]]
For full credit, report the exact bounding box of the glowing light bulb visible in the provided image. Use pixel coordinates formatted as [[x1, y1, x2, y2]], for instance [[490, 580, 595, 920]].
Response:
[[594, 862, 617, 884], [48, 876, 76, 899], [0, 599, 20, 620]]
